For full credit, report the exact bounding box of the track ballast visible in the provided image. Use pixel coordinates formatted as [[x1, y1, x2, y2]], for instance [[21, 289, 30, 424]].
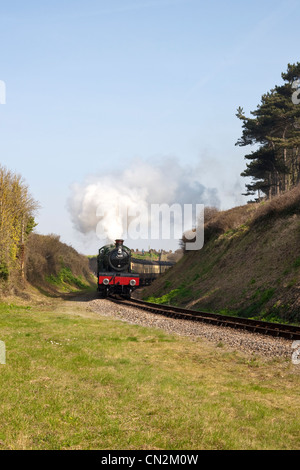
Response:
[[108, 296, 300, 341]]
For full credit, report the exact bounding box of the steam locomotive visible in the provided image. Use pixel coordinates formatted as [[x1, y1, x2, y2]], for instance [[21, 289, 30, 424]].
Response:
[[97, 239, 139, 298]]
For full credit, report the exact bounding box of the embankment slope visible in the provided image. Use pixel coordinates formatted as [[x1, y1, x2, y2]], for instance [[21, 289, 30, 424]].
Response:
[[138, 186, 300, 324], [23, 233, 95, 297]]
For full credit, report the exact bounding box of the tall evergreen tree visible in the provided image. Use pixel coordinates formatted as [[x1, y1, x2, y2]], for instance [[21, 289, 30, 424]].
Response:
[[236, 63, 300, 200]]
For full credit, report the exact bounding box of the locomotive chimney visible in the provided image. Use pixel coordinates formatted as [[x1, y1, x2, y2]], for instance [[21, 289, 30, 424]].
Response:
[[115, 239, 124, 256]]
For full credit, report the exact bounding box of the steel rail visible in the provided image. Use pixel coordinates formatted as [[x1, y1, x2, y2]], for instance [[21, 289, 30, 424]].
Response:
[[107, 296, 300, 340]]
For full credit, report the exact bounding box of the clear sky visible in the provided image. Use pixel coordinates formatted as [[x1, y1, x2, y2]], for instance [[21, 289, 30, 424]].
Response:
[[0, 0, 299, 253]]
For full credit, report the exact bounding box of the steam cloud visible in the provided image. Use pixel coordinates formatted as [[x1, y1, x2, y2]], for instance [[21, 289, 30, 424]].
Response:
[[67, 156, 220, 245]]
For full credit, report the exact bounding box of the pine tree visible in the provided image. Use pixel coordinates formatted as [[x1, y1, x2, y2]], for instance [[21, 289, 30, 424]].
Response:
[[236, 63, 300, 200]]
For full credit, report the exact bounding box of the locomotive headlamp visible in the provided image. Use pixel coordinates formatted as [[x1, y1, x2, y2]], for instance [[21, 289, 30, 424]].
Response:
[[130, 279, 136, 286], [103, 278, 110, 285]]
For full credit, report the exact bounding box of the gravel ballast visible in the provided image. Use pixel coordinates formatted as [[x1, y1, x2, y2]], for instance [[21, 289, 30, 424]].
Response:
[[78, 296, 295, 361]]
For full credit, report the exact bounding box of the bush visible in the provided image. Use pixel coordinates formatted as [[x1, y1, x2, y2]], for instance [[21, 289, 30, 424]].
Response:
[[203, 205, 257, 242], [0, 262, 9, 281], [251, 183, 300, 225]]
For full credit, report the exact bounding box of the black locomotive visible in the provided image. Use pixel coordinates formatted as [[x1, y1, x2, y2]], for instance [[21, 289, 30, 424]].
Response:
[[97, 239, 139, 298]]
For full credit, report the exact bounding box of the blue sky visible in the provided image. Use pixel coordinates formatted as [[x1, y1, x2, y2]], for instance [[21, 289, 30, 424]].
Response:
[[0, 0, 299, 253]]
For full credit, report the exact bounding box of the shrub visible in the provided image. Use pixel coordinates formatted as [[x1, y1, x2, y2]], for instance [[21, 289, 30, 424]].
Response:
[[204, 205, 257, 242], [251, 183, 300, 225], [0, 262, 9, 281]]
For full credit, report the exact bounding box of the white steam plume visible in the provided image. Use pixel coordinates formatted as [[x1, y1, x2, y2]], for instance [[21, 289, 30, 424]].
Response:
[[67, 156, 220, 246]]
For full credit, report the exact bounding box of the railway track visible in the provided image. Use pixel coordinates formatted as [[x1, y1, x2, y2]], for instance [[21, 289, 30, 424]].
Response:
[[108, 296, 300, 341]]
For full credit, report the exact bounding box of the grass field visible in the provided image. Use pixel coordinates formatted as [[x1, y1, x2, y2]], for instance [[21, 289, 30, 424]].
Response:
[[0, 297, 299, 450]]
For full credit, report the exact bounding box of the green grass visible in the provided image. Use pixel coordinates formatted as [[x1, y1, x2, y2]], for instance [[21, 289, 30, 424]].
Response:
[[45, 267, 89, 291], [145, 284, 193, 305], [132, 252, 159, 260], [0, 300, 299, 449], [292, 257, 300, 269], [236, 288, 277, 320]]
